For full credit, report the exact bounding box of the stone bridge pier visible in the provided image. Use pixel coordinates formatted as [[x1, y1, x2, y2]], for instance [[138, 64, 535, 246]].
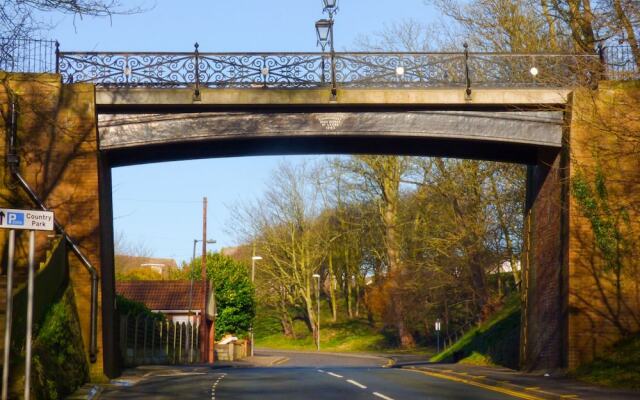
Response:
[[1, 72, 638, 379]]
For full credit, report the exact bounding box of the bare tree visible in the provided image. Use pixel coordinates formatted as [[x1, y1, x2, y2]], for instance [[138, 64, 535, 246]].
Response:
[[1, 0, 146, 40]]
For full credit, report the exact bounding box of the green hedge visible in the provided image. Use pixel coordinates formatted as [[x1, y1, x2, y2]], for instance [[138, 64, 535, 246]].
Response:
[[11, 238, 68, 351], [8, 238, 89, 399]]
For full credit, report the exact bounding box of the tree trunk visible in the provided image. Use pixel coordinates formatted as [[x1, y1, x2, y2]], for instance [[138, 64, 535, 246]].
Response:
[[541, 0, 558, 50], [612, 0, 640, 67], [345, 247, 353, 318], [354, 277, 360, 317], [301, 282, 318, 346], [380, 158, 415, 348], [328, 252, 337, 322]]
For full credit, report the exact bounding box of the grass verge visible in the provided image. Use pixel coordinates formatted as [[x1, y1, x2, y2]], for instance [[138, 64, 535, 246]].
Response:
[[257, 317, 432, 355], [430, 295, 521, 369]]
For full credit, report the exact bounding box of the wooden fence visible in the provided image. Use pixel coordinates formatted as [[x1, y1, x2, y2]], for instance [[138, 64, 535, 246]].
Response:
[[119, 315, 200, 366]]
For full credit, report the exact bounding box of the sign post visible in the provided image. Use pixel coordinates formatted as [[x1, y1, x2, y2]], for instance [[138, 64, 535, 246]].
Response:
[[0, 208, 54, 400], [435, 318, 442, 354], [1, 230, 16, 400]]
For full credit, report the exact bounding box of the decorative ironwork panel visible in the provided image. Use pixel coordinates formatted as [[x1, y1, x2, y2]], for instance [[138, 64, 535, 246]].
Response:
[[335, 53, 467, 87], [467, 54, 601, 87], [198, 54, 326, 87], [59, 53, 197, 87]]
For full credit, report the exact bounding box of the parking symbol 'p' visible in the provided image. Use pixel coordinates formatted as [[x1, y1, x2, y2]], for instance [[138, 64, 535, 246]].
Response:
[[7, 212, 25, 226]]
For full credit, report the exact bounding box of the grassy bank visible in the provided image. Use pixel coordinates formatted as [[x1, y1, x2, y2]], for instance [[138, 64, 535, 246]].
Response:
[[572, 335, 640, 389], [255, 306, 432, 355], [430, 296, 521, 369]]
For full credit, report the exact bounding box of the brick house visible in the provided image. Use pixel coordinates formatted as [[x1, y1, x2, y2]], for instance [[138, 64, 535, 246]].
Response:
[[116, 280, 214, 326]]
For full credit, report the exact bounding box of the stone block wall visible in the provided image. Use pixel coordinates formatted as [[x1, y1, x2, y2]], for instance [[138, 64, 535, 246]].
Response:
[[0, 73, 104, 380]]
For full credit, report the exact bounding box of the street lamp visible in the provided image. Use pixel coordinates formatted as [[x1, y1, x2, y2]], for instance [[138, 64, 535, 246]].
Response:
[[251, 256, 262, 283], [313, 273, 321, 351], [250, 255, 262, 357], [322, 0, 338, 17], [315, 19, 332, 51], [435, 318, 442, 353], [316, 0, 338, 99]]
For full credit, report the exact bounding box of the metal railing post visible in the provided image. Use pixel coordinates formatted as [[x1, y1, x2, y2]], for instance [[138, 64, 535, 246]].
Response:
[[464, 42, 472, 98], [194, 43, 201, 100], [55, 41, 60, 74]]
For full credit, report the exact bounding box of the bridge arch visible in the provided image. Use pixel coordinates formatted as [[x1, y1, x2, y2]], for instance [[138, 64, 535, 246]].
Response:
[[2, 73, 637, 381]]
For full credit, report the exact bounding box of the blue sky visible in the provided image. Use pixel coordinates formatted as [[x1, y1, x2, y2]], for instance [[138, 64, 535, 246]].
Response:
[[44, 0, 439, 264]]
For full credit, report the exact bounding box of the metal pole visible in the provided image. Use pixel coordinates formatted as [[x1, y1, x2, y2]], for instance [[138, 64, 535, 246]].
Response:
[[24, 230, 35, 400], [2, 230, 16, 400], [187, 239, 197, 362], [251, 257, 255, 284], [463, 42, 471, 98], [437, 330, 440, 353], [329, 18, 337, 100], [251, 255, 255, 357], [316, 277, 320, 351], [200, 197, 209, 363]]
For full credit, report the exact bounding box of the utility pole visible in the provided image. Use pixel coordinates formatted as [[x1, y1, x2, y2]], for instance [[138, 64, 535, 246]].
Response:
[[200, 197, 209, 363]]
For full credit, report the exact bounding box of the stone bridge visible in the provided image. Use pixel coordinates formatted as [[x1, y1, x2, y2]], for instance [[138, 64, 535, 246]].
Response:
[[0, 46, 638, 380]]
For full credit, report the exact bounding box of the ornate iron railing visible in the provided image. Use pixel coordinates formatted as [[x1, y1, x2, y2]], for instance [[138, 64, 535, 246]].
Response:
[[57, 48, 603, 89], [1, 39, 637, 88]]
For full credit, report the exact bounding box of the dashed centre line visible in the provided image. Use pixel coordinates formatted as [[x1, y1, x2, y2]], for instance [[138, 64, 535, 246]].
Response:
[[318, 370, 394, 400], [346, 379, 367, 389], [373, 392, 395, 400], [210, 372, 227, 400]]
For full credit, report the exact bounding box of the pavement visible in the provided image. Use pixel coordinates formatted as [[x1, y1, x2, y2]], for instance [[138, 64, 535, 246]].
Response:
[[70, 350, 640, 399], [400, 362, 640, 400]]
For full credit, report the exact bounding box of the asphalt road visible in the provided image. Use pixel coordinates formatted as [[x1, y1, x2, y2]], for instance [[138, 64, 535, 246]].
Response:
[[100, 350, 528, 400]]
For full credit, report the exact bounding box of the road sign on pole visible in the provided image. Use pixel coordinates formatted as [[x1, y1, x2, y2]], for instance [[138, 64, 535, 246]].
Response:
[[0, 208, 54, 231], [0, 207, 54, 400]]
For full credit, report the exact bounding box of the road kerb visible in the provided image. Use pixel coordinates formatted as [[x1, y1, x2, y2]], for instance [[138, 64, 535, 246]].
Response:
[[406, 367, 580, 400], [270, 356, 289, 366]]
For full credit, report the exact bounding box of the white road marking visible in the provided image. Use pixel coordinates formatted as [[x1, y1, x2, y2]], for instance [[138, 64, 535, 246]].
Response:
[[327, 372, 343, 378], [317, 369, 325, 373], [211, 373, 227, 400], [373, 392, 395, 400], [346, 379, 367, 389]]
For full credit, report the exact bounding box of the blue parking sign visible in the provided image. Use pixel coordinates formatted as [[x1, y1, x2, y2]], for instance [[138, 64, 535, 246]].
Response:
[[7, 212, 25, 226]]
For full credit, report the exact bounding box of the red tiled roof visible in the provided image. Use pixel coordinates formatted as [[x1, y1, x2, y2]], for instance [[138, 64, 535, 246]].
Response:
[[116, 280, 205, 310]]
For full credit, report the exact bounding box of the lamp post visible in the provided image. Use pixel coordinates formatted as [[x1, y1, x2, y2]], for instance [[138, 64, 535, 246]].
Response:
[[250, 255, 262, 357], [316, 0, 338, 99], [313, 273, 321, 351], [435, 318, 442, 353]]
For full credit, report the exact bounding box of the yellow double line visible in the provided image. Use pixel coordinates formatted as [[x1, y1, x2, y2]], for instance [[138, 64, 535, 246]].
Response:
[[407, 368, 547, 400]]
